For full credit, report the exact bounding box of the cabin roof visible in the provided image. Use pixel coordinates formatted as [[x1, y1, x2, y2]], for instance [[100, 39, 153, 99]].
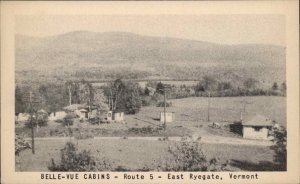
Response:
[[243, 115, 273, 127]]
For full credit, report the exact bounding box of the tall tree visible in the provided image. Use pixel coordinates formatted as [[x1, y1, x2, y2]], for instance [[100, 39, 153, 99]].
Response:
[[280, 82, 287, 96], [15, 86, 25, 113], [243, 78, 259, 91], [272, 82, 278, 91]]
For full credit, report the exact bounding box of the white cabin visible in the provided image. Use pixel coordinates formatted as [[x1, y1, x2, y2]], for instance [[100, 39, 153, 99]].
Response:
[[242, 115, 273, 140], [160, 112, 175, 123]]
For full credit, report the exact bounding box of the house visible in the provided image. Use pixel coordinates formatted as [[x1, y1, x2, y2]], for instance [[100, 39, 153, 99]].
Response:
[[160, 112, 175, 123], [49, 111, 67, 121], [63, 104, 90, 120], [113, 112, 124, 122], [77, 109, 89, 120], [15, 113, 30, 122], [242, 115, 274, 140], [106, 111, 124, 122]]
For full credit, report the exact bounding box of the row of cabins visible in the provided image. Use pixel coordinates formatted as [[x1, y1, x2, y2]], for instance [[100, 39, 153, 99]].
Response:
[[15, 104, 125, 123], [16, 107, 275, 140]]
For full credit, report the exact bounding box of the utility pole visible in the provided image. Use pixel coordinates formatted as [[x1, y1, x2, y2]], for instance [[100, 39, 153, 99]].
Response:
[[159, 84, 171, 130], [23, 91, 41, 154], [207, 91, 211, 122], [163, 88, 166, 130]]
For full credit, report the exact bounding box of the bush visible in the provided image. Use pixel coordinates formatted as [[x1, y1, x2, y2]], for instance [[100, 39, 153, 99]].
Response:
[[63, 113, 76, 126], [15, 134, 31, 156], [49, 142, 113, 171], [270, 126, 287, 171], [156, 101, 172, 107], [127, 126, 164, 135], [49, 142, 97, 171], [163, 141, 227, 171], [37, 112, 48, 127]]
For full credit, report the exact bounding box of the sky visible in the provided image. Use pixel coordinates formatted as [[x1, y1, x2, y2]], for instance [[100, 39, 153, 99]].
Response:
[[15, 14, 285, 46]]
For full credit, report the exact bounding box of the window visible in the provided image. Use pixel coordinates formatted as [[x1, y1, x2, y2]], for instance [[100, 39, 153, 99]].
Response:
[[254, 127, 263, 131]]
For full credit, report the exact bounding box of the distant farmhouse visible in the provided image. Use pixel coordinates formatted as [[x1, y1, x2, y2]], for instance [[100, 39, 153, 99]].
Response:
[[242, 115, 274, 140]]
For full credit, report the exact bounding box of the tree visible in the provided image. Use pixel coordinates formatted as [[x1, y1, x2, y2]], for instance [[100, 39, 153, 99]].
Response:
[[243, 78, 259, 91], [65, 80, 94, 109], [65, 81, 78, 105], [93, 88, 109, 111], [15, 86, 25, 113], [104, 80, 142, 114], [156, 82, 165, 95], [39, 84, 68, 113], [122, 82, 142, 114], [270, 126, 287, 171], [195, 76, 218, 93], [164, 141, 227, 171], [272, 82, 278, 91], [105, 79, 126, 111], [48, 142, 97, 171], [280, 82, 287, 96]]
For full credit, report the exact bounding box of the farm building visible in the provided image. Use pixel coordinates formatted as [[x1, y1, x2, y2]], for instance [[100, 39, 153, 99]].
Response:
[[242, 115, 274, 140], [106, 111, 124, 122], [49, 111, 66, 121], [160, 112, 175, 123]]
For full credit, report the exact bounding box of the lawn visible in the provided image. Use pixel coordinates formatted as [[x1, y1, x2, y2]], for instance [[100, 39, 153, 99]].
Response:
[[16, 139, 275, 172]]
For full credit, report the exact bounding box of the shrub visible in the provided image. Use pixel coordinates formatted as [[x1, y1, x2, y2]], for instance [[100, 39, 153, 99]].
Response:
[[127, 126, 164, 135], [270, 126, 287, 171], [49, 142, 97, 171], [36, 112, 48, 126], [163, 141, 227, 171], [49, 142, 113, 171], [15, 134, 31, 156], [156, 101, 172, 107], [63, 113, 76, 126]]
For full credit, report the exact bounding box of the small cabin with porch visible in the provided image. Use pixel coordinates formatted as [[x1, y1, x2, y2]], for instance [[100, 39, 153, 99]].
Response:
[[242, 115, 274, 140]]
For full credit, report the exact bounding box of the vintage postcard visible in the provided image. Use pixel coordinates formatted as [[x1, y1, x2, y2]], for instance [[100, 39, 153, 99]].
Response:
[[1, 1, 299, 184]]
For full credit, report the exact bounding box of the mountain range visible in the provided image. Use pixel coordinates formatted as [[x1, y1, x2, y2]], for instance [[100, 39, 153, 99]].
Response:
[[15, 31, 286, 87]]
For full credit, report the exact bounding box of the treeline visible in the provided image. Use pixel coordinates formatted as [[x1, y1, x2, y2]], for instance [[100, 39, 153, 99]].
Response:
[[15, 79, 143, 115], [145, 76, 286, 99], [16, 77, 286, 115]]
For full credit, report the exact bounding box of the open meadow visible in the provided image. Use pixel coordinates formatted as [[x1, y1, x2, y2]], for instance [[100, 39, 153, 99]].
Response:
[[16, 96, 286, 138], [15, 96, 285, 171], [16, 139, 275, 172]]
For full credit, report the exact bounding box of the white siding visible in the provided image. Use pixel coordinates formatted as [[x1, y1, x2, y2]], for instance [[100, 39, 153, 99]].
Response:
[[243, 126, 269, 140], [160, 112, 175, 123]]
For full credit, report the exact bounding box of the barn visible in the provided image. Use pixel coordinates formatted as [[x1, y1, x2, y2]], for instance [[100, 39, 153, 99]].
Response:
[[242, 115, 274, 140]]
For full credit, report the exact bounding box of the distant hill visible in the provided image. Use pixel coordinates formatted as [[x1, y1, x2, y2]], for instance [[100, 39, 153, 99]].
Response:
[[15, 31, 286, 88]]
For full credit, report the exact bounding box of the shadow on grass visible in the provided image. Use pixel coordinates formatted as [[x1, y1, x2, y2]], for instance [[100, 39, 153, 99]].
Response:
[[133, 117, 160, 127], [152, 118, 160, 121], [229, 159, 286, 171]]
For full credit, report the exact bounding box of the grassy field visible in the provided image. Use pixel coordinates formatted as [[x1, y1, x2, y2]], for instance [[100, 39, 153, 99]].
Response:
[[15, 96, 284, 171], [16, 139, 275, 172], [16, 96, 286, 138]]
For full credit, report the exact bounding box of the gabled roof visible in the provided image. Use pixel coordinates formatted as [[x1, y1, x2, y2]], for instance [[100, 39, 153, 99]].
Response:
[[37, 109, 47, 114], [79, 109, 88, 112], [242, 115, 273, 127]]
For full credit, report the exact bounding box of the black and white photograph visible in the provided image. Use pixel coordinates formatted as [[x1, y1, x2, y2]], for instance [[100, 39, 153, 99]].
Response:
[[1, 1, 299, 184], [14, 14, 288, 172]]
